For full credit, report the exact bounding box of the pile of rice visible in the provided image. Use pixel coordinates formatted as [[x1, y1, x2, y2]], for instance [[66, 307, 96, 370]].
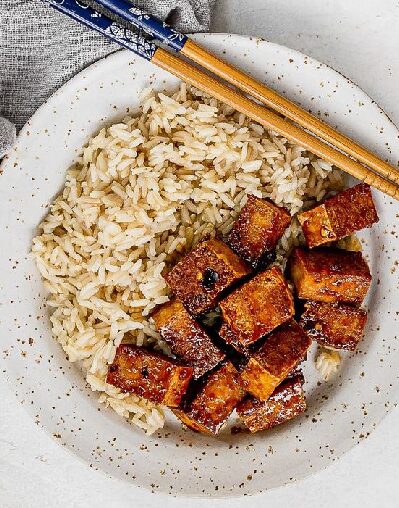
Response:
[[32, 84, 343, 434]]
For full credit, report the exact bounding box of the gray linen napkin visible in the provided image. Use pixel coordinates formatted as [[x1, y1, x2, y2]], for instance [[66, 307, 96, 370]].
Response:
[[0, 0, 215, 155]]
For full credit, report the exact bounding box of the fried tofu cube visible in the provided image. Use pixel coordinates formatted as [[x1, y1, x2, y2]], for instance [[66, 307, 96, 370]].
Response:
[[219, 323, 251, 356], [172, 361, 245, 435], [290, 248, 371, 304], [152, 299, 225, 379], [227, 195, 291, 267], [236, 374, 306, 433], [239, 320, 311, 400], [106, 345, 193, 407], [219, 266, 295, 349], [300, 301, 367, 350], [164, 239, 250, 316], [297, 183, 378, 248]]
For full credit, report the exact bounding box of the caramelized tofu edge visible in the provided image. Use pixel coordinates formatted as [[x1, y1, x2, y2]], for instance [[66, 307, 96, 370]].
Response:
[[237, 374, 306, 433], [298, 204, 336, 248], [164, 239, 250, 316], [106, 345, 193, 408], [219, 266, 295, 348], [152, 299, 225, 379], [172, 361, 245, 435], [290, 248, 371, 304], [239, 320, 311, 401], [227, 195, 291, 267], [298, 183, 379, 248], [300, 301, 368, 350]]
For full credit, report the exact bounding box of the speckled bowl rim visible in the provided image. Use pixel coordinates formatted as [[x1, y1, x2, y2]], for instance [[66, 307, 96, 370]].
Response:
[[1, 33, 399, 498]]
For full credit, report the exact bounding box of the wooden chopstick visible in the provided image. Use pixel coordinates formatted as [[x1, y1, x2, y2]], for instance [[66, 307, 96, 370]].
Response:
[[46, 0, 399, 200], [181, 39, 399, 186], [153, 47, 399, 199], [92, 0, 399, 191]]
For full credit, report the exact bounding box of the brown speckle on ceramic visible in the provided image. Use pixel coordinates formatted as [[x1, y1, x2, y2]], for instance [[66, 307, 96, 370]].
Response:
[[0, 34, 399, 498]]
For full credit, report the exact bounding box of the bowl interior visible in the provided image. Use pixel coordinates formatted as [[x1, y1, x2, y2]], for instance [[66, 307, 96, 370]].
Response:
[[1, 34, 399, 497]]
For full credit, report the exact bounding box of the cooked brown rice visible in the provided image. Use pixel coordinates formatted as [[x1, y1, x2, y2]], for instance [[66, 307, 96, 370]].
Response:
[[32, 84, 343, 434]]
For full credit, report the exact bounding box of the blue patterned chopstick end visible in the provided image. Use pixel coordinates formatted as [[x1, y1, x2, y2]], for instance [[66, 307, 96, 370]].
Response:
[[45, 0, 157, 60], [96, 0, 188, 52]]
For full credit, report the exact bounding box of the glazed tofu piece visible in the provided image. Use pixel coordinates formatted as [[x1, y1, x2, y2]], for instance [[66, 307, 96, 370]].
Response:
[[219, 266, 295, 350], [290, 248, 371, 304], [152, 299, 225, 379], [297, 183, 378, 248], [106, 345, 193, 407], [164, 239, 250, 316], [239, 320, 311, 401], [218, 323, 251, 356], [300, 300, 367, 351], [236, 374, 306, 433], [227, 195, 291, 267], [172, 361, 245, 435]]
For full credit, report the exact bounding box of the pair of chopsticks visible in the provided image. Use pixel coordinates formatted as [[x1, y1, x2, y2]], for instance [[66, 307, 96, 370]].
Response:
[[45, 0, 399, 200]]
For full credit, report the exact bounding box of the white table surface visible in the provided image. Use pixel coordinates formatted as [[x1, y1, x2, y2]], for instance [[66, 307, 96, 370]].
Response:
[[1, 1, 399, 506]]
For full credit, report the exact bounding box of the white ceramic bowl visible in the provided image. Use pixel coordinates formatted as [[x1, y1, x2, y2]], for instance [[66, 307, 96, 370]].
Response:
[[1, 34, 399, 497]]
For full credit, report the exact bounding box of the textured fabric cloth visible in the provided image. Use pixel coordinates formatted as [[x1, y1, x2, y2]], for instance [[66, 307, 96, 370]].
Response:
[[0, 117, 16, 158], [0, 0, 215, 155]]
